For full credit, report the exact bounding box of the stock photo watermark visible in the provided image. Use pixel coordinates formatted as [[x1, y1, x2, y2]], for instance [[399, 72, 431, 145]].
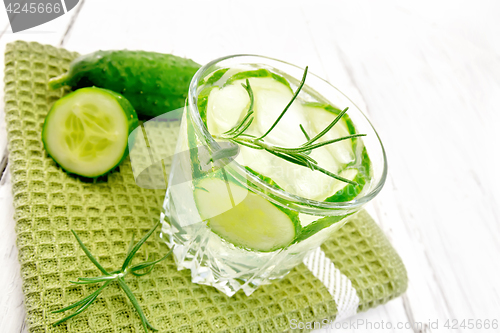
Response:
[[3, 0, 80, 32], [290, 318, 499, 331]]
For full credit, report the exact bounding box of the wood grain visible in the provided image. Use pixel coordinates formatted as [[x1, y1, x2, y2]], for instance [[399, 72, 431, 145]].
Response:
[[1, 1, 499, 332], [0, 3, 87, 332]]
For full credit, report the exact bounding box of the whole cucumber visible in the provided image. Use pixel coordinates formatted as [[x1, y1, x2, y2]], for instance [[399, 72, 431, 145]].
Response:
[[49, 50, 201, 118]]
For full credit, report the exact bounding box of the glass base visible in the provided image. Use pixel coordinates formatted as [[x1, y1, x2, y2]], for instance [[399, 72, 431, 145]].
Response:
[[160, 209, 347, 297], [160, 214, 293, 296]]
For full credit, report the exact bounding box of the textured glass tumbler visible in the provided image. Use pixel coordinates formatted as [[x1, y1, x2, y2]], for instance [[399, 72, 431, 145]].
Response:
[[160, 55, 387, 296]]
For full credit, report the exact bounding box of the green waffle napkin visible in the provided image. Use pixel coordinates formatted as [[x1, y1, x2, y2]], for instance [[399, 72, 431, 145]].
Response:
[[4, 41, 407, 333]]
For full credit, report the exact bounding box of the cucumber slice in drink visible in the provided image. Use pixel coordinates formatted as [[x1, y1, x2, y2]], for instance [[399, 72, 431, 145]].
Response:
[[324, 147, 371, 202], [301, 103, 372, 202], [198, 69, 293, 131], [194, 175, 298, 252], [206, 85, 250, 134], [197, 68, 231, 126], [42, 87, 139, 178], [207, 71, 309, 147], [303, 103, 355, 165], [250, 78, 307, 148]]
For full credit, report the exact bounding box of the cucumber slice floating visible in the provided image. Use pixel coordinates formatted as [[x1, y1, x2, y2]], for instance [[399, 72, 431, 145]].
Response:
[[301, 103, 372, 202], [303, 103, 355, 165], [42, 87, 139, 178], [197, 68, 231, 126], [324, 147, 371, 202], [206, 84, 250, 134], [194, 176, 297, 252]]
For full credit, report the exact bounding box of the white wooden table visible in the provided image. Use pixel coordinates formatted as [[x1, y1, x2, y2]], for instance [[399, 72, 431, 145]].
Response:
[[1, 1, 499, 332]]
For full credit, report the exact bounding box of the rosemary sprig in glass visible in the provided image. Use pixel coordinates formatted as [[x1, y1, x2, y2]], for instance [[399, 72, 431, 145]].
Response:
[[213, 66, 367, 186], [52, 221, 172, 332]]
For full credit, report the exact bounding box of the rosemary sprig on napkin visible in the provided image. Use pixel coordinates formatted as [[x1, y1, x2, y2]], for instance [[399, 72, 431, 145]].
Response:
[[53, 221, 171, 332]]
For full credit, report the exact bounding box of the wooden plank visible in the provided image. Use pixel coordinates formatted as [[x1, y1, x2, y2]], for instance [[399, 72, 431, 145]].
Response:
[[0, 3, 86, 332], [63, 0, 329, 64], [1, 0, 499, 332], [301, 1, 500, 332], [0, 23, 10, 178], [298, 5, 413, 333], [0, 171, 26, 333]]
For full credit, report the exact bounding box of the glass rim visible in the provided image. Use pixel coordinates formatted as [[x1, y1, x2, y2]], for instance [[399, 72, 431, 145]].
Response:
[[187, 54, 387, 213]]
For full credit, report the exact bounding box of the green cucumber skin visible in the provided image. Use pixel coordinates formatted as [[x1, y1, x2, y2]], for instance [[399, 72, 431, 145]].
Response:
[[197, 85, 216, 127], [201, 68, 230, 87], [42, 87, 139, 178], [49, 50, 201, 119], [224, 68, 293, 91], [294, 213, 352, 243]]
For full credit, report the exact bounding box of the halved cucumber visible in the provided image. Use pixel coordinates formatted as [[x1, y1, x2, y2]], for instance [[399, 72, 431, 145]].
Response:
[[42, 87, 139, 178], [194, 175, 298, 252]]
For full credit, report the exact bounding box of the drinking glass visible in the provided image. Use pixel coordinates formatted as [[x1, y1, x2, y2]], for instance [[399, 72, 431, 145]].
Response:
[[160, 55, 387, 296]]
